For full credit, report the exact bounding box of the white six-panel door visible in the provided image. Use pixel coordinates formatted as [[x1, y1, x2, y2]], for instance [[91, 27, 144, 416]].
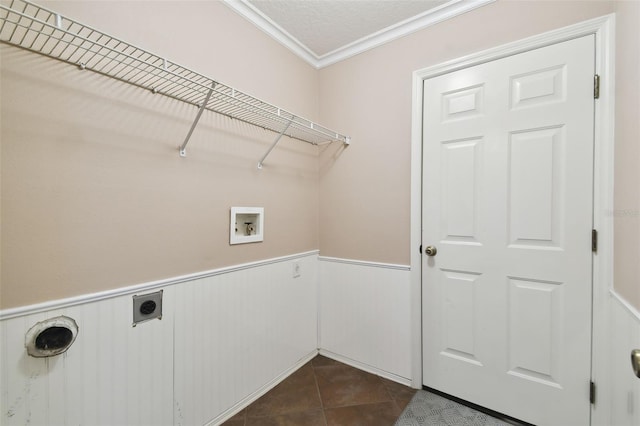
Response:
[[422, 35, 595, 425]]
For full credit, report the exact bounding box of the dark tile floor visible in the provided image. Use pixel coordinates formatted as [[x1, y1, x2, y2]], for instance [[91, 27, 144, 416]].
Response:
[[223, 355, 417, 426]]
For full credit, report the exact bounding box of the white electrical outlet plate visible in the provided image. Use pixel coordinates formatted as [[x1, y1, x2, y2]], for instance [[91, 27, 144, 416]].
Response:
[[230, 207, 264, 245], [292, 262, 301, 278]]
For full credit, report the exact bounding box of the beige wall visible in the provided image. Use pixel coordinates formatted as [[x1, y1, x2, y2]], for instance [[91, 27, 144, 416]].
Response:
[[319, 0, 640, 309], [2, 0, 638, 311], [613, 0, 640, 309], [320, 10, 612, 246], [0, 1, 320, 308], [318, 0, 615, 265]]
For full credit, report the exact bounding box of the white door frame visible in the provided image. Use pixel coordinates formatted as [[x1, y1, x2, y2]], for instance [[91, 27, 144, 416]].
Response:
[[409, 14, 615, 424]]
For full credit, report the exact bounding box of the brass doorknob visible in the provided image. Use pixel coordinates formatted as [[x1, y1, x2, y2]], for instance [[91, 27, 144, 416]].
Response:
[[425, 246, 437, 256], [632, 349, 640, 379]]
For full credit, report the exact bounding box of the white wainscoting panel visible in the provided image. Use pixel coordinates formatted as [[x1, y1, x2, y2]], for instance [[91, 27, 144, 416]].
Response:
[[318, 257, 412, 382], [606, 293, 640, 426], [0, 290, 175, 426], [173, 254, 318, 425], [0, 252, 318, 426]]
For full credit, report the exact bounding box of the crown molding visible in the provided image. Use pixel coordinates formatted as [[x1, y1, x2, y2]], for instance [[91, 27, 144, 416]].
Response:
[[316, 0, 496, 68], [222, 0, 320, 66], [223, 0, 496, 69]]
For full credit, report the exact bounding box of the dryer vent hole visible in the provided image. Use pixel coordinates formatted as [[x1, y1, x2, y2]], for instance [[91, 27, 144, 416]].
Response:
[[35, 326, 73, 351]]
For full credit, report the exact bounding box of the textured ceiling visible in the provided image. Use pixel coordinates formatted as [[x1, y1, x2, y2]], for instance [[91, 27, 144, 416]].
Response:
[[226, 0, 494, 68], [246, 0, 450, 57]]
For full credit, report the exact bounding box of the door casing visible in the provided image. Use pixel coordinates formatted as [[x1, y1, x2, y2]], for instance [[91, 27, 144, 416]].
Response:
[[409, 14, 615, 425]]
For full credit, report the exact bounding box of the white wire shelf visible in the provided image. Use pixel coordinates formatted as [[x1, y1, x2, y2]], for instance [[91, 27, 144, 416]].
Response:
[[0, 0, 350, 166]]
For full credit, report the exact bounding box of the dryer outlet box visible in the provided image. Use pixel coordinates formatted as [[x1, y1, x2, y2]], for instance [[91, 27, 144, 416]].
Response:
[[133, 290, 163, 326]]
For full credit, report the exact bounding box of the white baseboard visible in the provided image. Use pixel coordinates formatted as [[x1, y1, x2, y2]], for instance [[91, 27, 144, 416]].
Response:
[[318, 349, 413, 388], [207, 349, 319, 425]]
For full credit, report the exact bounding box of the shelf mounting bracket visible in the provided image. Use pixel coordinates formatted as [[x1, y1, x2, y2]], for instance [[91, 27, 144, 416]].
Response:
[[179, 82, 215, 157], [257, 119, 293, 169]]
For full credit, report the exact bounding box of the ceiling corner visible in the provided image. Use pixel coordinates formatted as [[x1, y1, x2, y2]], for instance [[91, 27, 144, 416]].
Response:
[[222, 0, 322, 69]]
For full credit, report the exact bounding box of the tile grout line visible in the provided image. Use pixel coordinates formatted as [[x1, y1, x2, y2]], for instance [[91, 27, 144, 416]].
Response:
[[224, 356, 418, 425], [311, 360, 329, 426], [380, 376, 402, 420]]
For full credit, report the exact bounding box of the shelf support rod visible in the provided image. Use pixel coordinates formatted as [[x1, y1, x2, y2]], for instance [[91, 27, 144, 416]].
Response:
[[179, 82, 215, 157], [257, 119, 293, 169]]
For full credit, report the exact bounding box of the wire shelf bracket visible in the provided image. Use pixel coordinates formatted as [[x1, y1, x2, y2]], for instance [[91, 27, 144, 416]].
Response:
[[179, 83, 215, 157], [258, 118, 293, 169], [0, 0, 351, 164]]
